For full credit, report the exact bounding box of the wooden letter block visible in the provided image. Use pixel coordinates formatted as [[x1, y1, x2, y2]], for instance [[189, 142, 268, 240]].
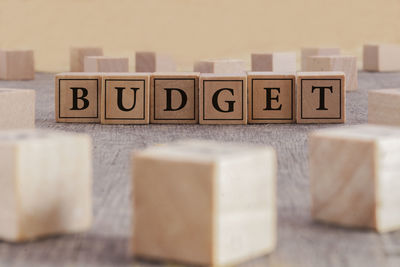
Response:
[[70, 47, 103, 72], [296, 72, 345, 124], [363, 44, 400, 72], [132, 140, 276, 265], [0, 49, 34, 80], [150, 72, 198, 124], [310, 124, 400, 232], [135, 52, 176, 72], [247, 72, 295, 123], [0, 129, 92, 241], [251, 52, 296, 72], [55, 72, 101, 123], [0, 88, 35, 129], [84, 56, 129, 72], [101, 73, 150, 124], [193, 59, 246, 73], [368, 88, 400, 126], [301, 47, 340, 70], [303, 55, 358, 91], [200, 74, 247, 124]]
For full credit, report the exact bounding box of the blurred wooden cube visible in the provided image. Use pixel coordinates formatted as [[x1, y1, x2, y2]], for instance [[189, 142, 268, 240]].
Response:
[[368, 89, 400, 126], [70, 47, 103, 72], [194, 59, 246, 73], [0, 49, 34, 80], [84, 56, 129, 72], [363, 44, 400, 72], [135, 52, 176, 72], [0, 88, 35, 129], [301, 47, 340, 70], [251, 52, 296, 72]]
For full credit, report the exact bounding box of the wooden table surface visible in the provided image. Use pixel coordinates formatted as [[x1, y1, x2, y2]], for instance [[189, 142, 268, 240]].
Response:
[[0, 72, 400, 267]]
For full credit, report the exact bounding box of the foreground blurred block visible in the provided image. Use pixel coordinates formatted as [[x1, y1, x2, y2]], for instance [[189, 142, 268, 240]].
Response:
[[368, 89, 400, 126], [0, 130, 92, 242], [132, 140, 276, 265], [0, 88, 35, 129], [301, 47, 340, 71], [84, 56, 129, 72], [194, 59, 246, 73], [70, 47, 103, 72], [310, 125, 400, 233], [363, 44, 400, 72], [0, 49, 34, 80], [251, 52, 296, 72], [135, 52, 176, 72]]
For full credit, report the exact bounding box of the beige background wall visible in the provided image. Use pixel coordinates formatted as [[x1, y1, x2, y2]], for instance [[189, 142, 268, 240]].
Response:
[[1, 0, 399, 72]]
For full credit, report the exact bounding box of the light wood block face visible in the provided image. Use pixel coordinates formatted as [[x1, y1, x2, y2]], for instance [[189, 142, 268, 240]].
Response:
[[247, 72, 295, 123], [70, 47, 103, 72], [55, 72, 101, 123], [0, 49, 34, 80], [251, 52, 296, 72], [368, 89, 400, 126], [150, 72, 199, 124], [101, 73, 150, 124], [303, 55, 358, 91], [0, 130, 92, 242], [363, 44, 400, 72], [301, 47, 341, 71], [310, 124, 400, 233], [193, 59, 246, 73], [0, 88, 35, 129], [199, 74, 247, 124], [83, 56, 129, 72], [296, 72, 345, 124], [135, 52, 177, 72], [132, 140, 276, 265]]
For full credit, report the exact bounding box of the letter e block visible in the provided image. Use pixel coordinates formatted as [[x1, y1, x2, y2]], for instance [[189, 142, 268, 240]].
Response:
[[0, 88, 35, 129], [0, 49, 34, 80], [132, 140, 276, 265]]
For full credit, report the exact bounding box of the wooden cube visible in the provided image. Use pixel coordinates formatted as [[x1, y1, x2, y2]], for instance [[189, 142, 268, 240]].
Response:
[[55, 72, 101, 123], [296, 72, 345, 124], [101, 73, 150, 124], [251, 52, 296, 72], [150, 72, 199, 124], [247, 72, 295, 123], [0, 129, 92, 241], [0, 88, 35, 129], [303, 55, 358, 91], [199, 74, 247, 124], [363, 44, 400, 72], [310, 124, 400, 232], [132, 140, 276, 265], [301, 47, 340, 70], [135, 52, 176, 72], [194, 59, 246, 73], [83, 56, 129, 72], [0, 49, 34, 80], [368, 89, 400, 126], [70, 47, 103, 72]]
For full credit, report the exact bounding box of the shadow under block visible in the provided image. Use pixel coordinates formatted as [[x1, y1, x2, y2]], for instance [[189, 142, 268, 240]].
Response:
[[55, 72, 101, 123], [247, 72, 295, 123], [132, 140, 276, 265], [301, 47, 341, 71], [0, 130, 92, 242], [363, 44, 400, 72], [296, 72, 345, 124], [0, 49, 34, 80], [310, 124, 400, 233], [0, 88, 35, 129], [101, 73, 150, 124], [70, 47, 103, 72], [251, 52, 296, 72], [150, 72, 199, 124], [368, 89, 400, 126], [83, 56, 129, 72], [193, 59, 246, 73], [135, 52, 177, 72], [303, 55, 358, 91], [199, 74, 247, 124]]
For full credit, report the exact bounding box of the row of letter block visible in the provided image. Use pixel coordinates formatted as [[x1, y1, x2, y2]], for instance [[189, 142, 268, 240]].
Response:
[[0, 49, 35, 80], [55, 71, 346, 124]]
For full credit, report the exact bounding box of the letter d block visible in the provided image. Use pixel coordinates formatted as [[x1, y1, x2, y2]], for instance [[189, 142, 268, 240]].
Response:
[[150, 72, 199, 124], [296, 72, 345, 124], [200, 74, 247, 124], [55, 72, 101, 123], [133, 140, 276, 265], [101, 73, 150, 124]]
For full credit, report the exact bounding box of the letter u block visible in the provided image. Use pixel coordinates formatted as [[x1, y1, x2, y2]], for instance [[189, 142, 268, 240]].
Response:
[[150, 72, 199, 124], [101, 73, 150, 124], [199, 74, 247, 124], [55, 72, 101, 123], [132, 140, 276, 265]]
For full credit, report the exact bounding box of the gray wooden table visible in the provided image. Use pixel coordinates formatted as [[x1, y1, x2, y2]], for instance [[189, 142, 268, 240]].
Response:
[[0, 72, 399, 267]]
